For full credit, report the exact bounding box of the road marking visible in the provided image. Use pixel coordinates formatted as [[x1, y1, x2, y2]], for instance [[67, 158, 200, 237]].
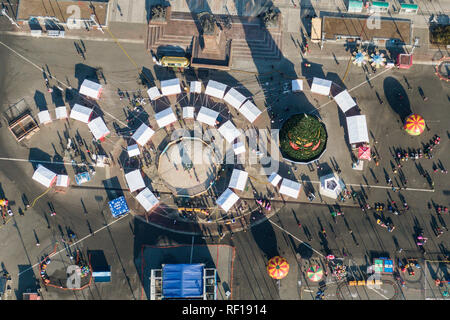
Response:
[[0, 156, 105, 168], [17, 213, 130, 277], [307, 180, 434, 193]]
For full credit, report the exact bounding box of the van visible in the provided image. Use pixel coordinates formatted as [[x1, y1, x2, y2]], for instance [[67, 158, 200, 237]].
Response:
[[160, 56, 190, 68]]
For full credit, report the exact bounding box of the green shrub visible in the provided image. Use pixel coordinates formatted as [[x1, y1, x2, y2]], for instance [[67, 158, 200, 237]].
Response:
[[430, 25, 450, 45]]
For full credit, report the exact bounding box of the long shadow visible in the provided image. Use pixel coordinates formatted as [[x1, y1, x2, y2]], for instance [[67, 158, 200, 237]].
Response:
[[383, 77, 412, 122], [250, 218, 279, 260], [28, 147, 65, 173], [15, 265, 39, 300], [74, 64, 100, 91], [33, 91, 47, 112]]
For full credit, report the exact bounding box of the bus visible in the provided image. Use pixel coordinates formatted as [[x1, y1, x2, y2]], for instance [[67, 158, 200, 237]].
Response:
[[160, 56, 190, 68]]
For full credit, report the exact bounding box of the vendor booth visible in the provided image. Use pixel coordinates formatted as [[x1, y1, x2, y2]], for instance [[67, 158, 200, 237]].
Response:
[[333, 90, 357, 113], [132, 123, 155, 146], [268, 172, 282, 187], [319, 173, 344, 199], [228, 169, 248, 191], [75, 172, 91, 185], [55, 174, 70, 188], [223, 88, 247, 110], [197, 107, 219, 126], [216, 188, 239, 212], [37, 110, 52, 125], [136, 187, 160, 212], [162, 264, 205, 299], [32, 165, 57, 188], [79, 79, 102, 99], [239, 100, 262, 123], [88, 117, 110, 142], [190, 81, 202, 94], [55, 106, 68, 120], [155, 108, 177, 128], [125, 169, 145, 192], [70, 104, 93, 124], [292, 79, 304, 92], [218, 120, 241, 143], [182, 107, 195, 119], [205, 80, 227, 99], [147, 86, 162, 101], [346, 115, 369, 146], [127, 144, 140, 158], [161, 78, 181, 96], [108, 196, 129, 218], [279, 178, 302, 199], [311, 77, 332, 96]]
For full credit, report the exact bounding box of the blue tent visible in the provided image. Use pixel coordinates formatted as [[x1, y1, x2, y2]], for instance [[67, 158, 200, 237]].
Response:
[[162, 264, 204, 299], [108, 196, 129, 218]]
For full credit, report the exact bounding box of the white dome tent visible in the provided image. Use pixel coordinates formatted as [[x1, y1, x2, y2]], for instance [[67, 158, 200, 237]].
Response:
[[333, 90, 357, 113], [70, 104, 93, 124], [223, 88, 247, 110], [311, 77, 332, 96], [132, 123, 155, 146], [346, 115, 369, 145], [160, 78, 181, 96], [135, 187, 159, 212], [319, 173, 344, 199], [124, 169, 146, 193], [32, 164, 57, 188], [79, 79, 103, 99], [228, 169, 248, 191], [197, 107, 219, 126], [279, 178, 302, 199], [155, 108, 177, 128], [205, 80, 227, 99], [88, 117, 110, 142], [216, 188, 240, 212], [218, 120, 241, 144], [239, 100, 262, 123]]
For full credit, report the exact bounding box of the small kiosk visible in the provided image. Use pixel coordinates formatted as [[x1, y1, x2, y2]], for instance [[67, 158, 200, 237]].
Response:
[[108, 196, 129, 218], [79, 79, 103, 100]]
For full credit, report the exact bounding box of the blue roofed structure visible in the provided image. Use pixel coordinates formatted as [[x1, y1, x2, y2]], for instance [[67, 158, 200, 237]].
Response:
[[162, 264, 204, 299], [108, 196, 129, 218]]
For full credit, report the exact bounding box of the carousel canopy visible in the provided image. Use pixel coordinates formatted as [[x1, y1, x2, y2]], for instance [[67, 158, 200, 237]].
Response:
[[147, 86, 162, 101], [88, 117, 110, 141], [55, 106, 68, 119], [279, 178, 302, 199], [216, 188, 239, 212], [268, 172, 282, 187], [307, 265, 323, 282], [135, 187, 159, 212], [228, 169, 248, 191], [218, 120, 241, 143], [127, 144, 140, 157], [223, 88, 247, 110], [56, 174, 69, 188], [292, 79, 304, 92], [132, 123, 155, 146], [124, 169, 145, 192], [311, 77, 332, 96], [333, 90, 357, 113], [32, 165, 57, 188], [37, 110, 52, 124], [232, 141, 246, 155], [197, 107, 219, 126], [155, 108, 177, 128], [79, 79, 102, 99], [267, 256, 289, 280], [239, 100, 262, 123], [182, 107, 195, 119], [190, 81, 202, 94], [205, 80, 227, 99], [319, 173, 344, 199], [161, 78, 181, 96], [346, 115, 369, 144], [70, 104, 93, 124]]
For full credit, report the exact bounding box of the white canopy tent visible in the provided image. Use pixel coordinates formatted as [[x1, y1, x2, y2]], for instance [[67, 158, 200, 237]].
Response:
[[346, 115, 369, 145], [37, 110, 52, 125], [147, 86, 162, 101], [155, 108, 177, 128], [311, 77, 332, 96], [268, 172, 282, 187], [216, 188, 240, 212], [56, 174, 70, 188], [160, 78, 181, 96], [205, 80, 227, 99], [182, 107, 195, 119], [279, 178, 302, 199], [55, 106, 68, 119], [292, 79, 304, 92], [79, 79, 102, 99], [218, 120, 241, 143], [333, 90, 357, 113], [232, 141, 246, 155], [239, 100, 262, 123], [135, 187, 159, 212], [223, 88, 247, 110], [124, 169, 145, 192], [88, 117, 110, 141], [127, 144, 140, 157], [319, 173, 344, 199], [32, 165, 57, 188], [190, 81, 202, 94], [228, 169, 248, 191], [70, 104, 93, 124], [132, 123, 155, 146], [196, 107, 219, 126]]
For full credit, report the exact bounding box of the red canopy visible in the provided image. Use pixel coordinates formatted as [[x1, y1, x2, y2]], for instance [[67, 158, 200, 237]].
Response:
[[358, 146, 371, 160]]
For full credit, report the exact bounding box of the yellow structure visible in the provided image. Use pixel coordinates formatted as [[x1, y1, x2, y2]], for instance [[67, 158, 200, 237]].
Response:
[[160, 56, 190, 68]]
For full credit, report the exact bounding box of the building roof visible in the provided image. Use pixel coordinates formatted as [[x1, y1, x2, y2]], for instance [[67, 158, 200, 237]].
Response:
[[322, 16, 411, 44], [162, 264, 204, 299], [17, 0, 108, 25]]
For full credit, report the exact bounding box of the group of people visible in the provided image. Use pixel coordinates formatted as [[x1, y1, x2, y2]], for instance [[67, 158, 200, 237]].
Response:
[[256, 199, 272, 211]]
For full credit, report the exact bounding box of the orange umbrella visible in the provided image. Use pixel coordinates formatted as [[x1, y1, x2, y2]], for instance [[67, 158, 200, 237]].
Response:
[[404, 114, 425, 136], [267, 256, 289, 279]]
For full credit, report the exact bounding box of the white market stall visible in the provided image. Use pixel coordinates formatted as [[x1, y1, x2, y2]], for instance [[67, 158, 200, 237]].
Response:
[[161, 78, 181, 96], [132, 123, 155, 146], [232, 141, 246, 155], [127, 144, 140, 158], [223, 88, 247, 110], [268, 172, 282, 187], [279, 178, 302, 199], [147, 86, 162, 101], [190, 81, 202, 94], [135, 187, 159, 212], [196, 107, 219, 126], [216, 188, 240, 212], [346, 115, 369, 145], [155, 108, 177, 128], [319, 173, 344, 199], [218, 120, 241, 143], [311, 77, 332, 96], [56, 174, 70, 188], [124, 169, 145, 192], [70, 104, 93, 124], [205, 80, 227, 99], [228, 169, 248, 191], [32, 165, 57, 188], [79, 79, 102, 99], [333, 90, 357, 113], [37, 110, 52, 125], [292, 79, 304, 92], [88, 117, 110, 142], [239, 100, 262, 123], [182, 107, 195, 119], [55, 106, 68, 120]]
